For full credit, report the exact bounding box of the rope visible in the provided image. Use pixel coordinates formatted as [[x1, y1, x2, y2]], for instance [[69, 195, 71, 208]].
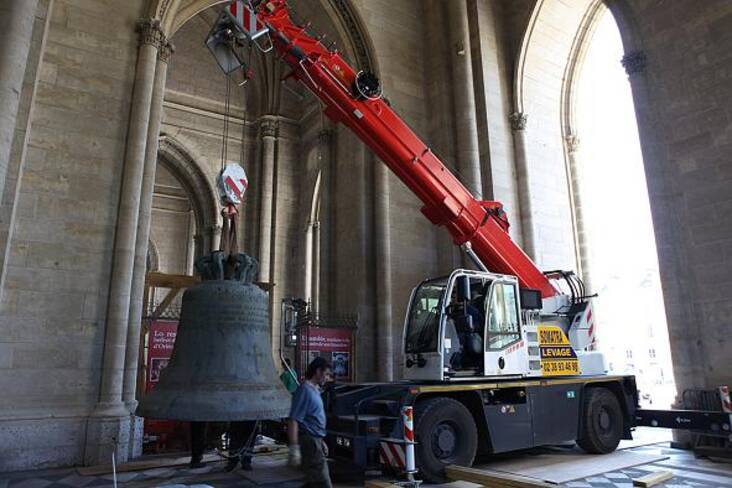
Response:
[[218, 420, 261, 459], [218, 39, 250, 257]]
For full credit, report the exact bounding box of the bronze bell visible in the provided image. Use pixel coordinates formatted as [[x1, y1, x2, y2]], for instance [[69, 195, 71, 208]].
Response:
[[136, 252, 291, 421]]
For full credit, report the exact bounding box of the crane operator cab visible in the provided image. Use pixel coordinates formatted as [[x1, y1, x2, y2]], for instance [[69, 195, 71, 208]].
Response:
[[403, 269, 607, 381]]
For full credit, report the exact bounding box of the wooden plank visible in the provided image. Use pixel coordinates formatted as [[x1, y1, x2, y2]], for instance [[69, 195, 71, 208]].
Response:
[[77, 453, 219, 476], [145, 271, 274, 292], [446, 465, 556, 488], [146, 271, 198, 288], [478, 450, 666, 484], [364, 480, 401, 488], [632, 470, 673, 487]]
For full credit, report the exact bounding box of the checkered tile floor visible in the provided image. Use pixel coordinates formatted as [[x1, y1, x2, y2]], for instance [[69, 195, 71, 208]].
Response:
[[565, 444, 732, 487], [1, 442, 730, 487], [0, 453, 303, 488]]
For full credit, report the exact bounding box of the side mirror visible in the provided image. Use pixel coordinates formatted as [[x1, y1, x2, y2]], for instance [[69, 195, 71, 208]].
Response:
[[520, 289, 542, 310]]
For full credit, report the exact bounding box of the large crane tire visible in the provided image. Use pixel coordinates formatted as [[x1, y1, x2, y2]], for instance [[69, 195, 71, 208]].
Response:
[[577, 387, 623, 454], [414, 397, 478, 482]]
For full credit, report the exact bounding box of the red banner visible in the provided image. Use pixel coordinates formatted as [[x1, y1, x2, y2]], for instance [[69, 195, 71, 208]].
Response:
[[301, 327, 353, 381], [142, 320, 182, 451], [303, 327, 352, 352], [146, 320, 178, 392]]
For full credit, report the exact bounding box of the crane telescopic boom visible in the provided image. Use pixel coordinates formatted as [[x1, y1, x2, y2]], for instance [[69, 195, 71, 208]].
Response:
[[232, 0, 558, 298]]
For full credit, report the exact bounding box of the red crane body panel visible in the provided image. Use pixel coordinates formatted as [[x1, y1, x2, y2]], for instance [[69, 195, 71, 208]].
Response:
[[257, 1, 557, 298]]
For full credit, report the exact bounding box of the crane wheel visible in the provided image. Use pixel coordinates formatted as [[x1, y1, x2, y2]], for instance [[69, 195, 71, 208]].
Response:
[[414, 397, 478, 483], [577, 387, 623, 454]]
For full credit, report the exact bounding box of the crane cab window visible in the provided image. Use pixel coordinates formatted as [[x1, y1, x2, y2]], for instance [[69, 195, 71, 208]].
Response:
[[404, 278, 447, 353], [486, 282, 521, 350]]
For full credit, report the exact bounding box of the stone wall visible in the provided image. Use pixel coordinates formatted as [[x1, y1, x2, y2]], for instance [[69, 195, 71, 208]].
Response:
[[471, 0, 523, 243], [515, 0, 732, 396], [0, 0, 146, 470], [351, 0, 437, 379], [149, 164, 194, 276], [620, 0, 732, 393], [519, 0, 589, 271]]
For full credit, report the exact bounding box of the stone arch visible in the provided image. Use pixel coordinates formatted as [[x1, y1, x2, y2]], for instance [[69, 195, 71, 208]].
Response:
[[157, 134, 220, 256], [513, 0, 647, 274], [557, 0, 646, 291], [149, 0, 378, 75], [560, 0, 645, 140]]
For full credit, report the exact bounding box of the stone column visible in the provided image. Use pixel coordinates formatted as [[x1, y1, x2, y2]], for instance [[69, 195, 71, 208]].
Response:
[[312, 220, 321, 313], [565, 134, 593, 293], [186, 210, 196, 274], [0, 0, 39, 197], [623, 50, 691, 429], [447, 0, 482, 199], [193, 232, 204, 261], [509, 112, 537, 261], [121, 39, 172, 459], [258, 116, 278, 283], [86, 18, 162, 466], [316, 129, 333, 315], [374, 162, 394, 381], [304, 220, 314, 302], [123, 40, 173, 411], [209, 224, 222, 253]]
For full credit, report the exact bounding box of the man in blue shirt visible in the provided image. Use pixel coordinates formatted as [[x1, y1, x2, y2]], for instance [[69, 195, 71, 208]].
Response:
[[288, 357, 332, 488]]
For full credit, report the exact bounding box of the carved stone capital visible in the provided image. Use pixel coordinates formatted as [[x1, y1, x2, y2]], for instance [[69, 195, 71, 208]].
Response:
[[158, 41, 175, 63], [137, 18, 165, 48], [565, 134, 580, 153], [509, 112, 528, 131], [259, 117, 279, 138], [621, 51, 647, 76]]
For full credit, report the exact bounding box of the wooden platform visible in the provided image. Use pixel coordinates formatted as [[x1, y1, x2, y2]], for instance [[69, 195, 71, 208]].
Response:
[[446, 465, 555, 488], [473, 448, 667, 484]]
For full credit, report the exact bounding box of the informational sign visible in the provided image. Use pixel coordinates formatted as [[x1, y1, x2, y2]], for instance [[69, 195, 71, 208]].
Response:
[[538, 325, 579, 376], [146, 320, 178, 392], [302, 327, 353, 382], [143, 320, 182, 451]]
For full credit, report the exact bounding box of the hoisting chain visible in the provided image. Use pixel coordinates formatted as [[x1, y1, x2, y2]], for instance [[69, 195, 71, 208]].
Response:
[[218, 41, 254, 261]]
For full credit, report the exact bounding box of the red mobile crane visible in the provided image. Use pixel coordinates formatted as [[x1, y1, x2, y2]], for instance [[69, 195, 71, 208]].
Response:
[[256, 0, 556, 298], [209, 1, 732, 482]]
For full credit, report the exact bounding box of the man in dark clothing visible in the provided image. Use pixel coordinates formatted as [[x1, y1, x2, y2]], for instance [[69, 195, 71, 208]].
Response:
[[189, 421, 207, 468], [287, 357, 332, 488]]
